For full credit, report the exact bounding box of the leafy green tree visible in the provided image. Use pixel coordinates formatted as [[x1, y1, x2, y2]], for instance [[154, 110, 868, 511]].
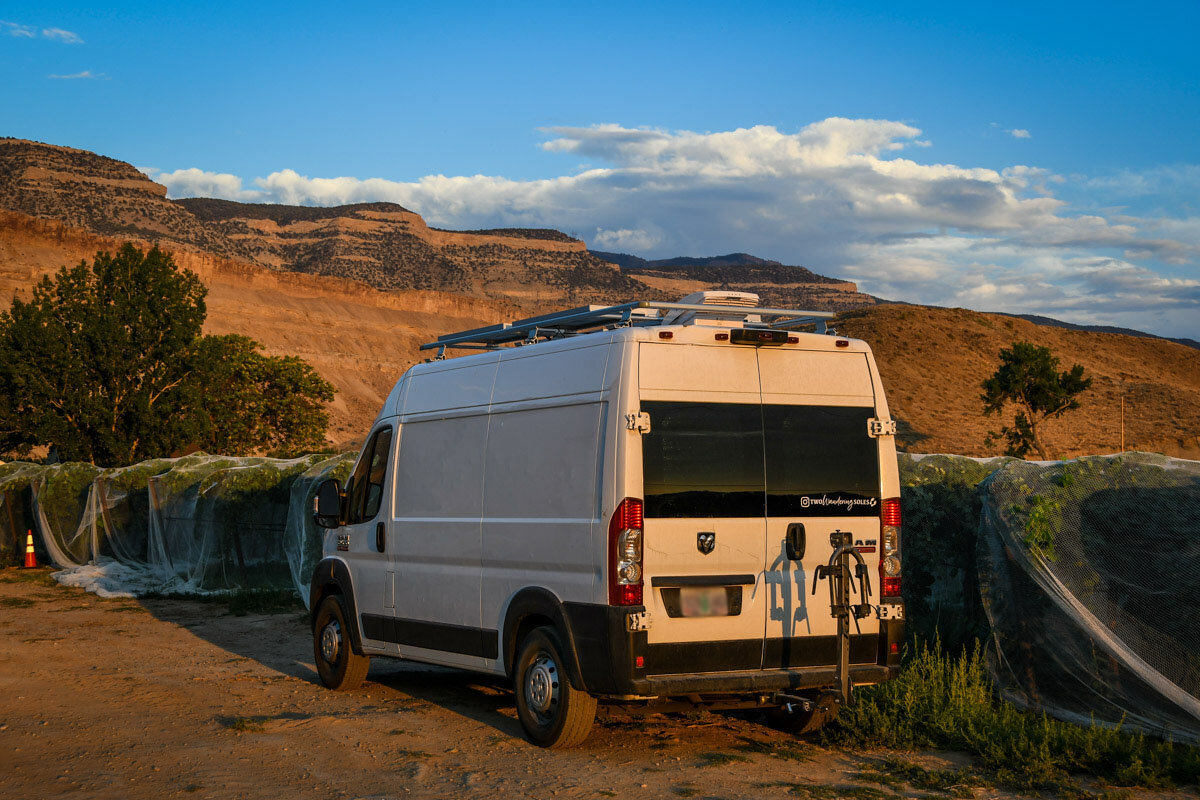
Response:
[[190, 334, 334, 457], [982, 341, 1091, 460], [0, 244, 335, 465]]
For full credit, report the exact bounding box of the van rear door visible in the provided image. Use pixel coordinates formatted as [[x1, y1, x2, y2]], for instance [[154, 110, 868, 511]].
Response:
[[638, 343, 768, 672], [637, 342, 883, 674], [758, 349, 882, 669]]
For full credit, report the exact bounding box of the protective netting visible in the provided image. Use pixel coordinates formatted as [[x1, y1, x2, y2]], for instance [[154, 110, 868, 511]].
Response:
[[978, 453, 1200, 744], [0, 453, 352, 605], [896, 453, 1013, 651], [5, 449, 1198, 742]]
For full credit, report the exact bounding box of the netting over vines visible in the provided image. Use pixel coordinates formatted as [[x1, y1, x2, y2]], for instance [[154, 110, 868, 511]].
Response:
[[3, 448, 1197, 743], [896, 453, 1013, 651], [978, 453, 1200, 744], [0, 453, 352, 604]]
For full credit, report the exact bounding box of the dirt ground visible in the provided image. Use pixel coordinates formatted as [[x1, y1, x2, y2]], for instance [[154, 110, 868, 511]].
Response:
[[0, 569, 1192, 800]]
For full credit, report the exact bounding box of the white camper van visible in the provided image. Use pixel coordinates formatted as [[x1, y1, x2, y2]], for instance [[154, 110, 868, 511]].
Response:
[[310, 292, 904, 747]]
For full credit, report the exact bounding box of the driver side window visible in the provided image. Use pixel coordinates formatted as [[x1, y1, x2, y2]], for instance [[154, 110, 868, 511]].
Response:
[[345, 426, 393, 525]]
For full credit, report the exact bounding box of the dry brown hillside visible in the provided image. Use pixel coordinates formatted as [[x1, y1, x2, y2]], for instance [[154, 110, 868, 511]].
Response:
[[0, 211, 533, 446], [837, 305, 1200, 459]]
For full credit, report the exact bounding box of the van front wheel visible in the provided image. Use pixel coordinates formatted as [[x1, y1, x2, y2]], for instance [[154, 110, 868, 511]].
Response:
[[513, 627, 596, 748], [313, 595, 370, 691]]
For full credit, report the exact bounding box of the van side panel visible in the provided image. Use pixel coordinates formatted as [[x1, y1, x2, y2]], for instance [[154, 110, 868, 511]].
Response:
[[391, 414, 489, 660], [483, 339, 614, 671], [405, 355, 499, 415], [388, 356, 498, 671], [490, 341, 610, 405]]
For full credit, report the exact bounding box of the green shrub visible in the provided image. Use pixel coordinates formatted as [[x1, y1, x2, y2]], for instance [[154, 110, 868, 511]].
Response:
[[826, 642, 1200, 791]]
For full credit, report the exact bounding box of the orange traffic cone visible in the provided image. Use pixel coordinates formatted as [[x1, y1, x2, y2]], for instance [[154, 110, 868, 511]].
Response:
[[22, 530, 37, 569]]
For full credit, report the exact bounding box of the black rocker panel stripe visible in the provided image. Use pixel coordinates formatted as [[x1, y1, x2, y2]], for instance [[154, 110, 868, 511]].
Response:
[[361, 613, 499, 660]]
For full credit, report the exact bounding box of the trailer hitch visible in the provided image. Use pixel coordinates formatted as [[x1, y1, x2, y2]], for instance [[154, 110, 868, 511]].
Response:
[[812, 530, 873, 705]]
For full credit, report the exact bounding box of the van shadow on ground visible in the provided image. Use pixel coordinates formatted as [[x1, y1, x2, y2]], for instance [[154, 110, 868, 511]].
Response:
[[136, 597, 529, 740]]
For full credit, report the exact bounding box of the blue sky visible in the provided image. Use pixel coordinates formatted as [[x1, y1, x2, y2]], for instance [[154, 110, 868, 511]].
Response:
[[3, 1, 1198, 336]]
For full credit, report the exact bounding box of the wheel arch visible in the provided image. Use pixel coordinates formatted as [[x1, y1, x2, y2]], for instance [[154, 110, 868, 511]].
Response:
[[501, 587, 587, 691], [309, 557, 365, 656]]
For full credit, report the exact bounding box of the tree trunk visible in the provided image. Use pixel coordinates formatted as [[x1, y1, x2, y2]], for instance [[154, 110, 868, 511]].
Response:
[[1029, 417, 1050, 461]]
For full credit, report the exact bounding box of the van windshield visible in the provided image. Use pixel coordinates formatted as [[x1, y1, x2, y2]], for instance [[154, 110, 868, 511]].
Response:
[[641, 401, 880, 518]]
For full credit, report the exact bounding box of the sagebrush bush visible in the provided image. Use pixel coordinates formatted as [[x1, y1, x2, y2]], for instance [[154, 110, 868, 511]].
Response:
[[826, 641, 1200, 791]]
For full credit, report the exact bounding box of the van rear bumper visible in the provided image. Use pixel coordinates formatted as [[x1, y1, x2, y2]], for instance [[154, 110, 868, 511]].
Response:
[[562, 602, 903, 699]]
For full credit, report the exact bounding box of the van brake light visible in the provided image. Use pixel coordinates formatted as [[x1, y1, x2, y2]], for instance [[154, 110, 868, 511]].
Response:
[[880, 497, 901, 598], [609, 498, 644, 606], [881, 498, 901, 527], [729, 328, 788, 346]]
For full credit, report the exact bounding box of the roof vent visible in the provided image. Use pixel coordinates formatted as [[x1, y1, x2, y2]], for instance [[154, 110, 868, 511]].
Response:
[[664, 291, 760, 325]]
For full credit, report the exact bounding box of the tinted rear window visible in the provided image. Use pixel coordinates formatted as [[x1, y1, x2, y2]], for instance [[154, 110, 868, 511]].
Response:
[[641, 401, 764, 518], [642, 402, 879, 518], [763, 405, 880, 517]]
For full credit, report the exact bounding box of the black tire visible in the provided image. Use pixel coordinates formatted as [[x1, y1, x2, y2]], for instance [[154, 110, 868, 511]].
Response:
[[767, 698, 839, 735], [313, 594, 370, 691], [513, 627, 597, 748]]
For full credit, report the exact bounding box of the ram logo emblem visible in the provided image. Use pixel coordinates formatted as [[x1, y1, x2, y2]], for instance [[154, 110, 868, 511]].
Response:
[[697, 532, 716, 555]]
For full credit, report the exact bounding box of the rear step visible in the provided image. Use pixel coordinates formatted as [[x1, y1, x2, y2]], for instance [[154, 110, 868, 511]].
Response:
[[634, 664, 894, 696], [774, 689, 842, 714]]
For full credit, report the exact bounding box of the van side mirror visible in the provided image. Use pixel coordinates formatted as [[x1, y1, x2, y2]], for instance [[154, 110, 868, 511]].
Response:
[[313, 478, 343, 529]]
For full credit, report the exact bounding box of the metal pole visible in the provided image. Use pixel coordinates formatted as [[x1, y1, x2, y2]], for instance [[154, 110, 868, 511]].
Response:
[[837, 550, 851, 703], [1120, 390, 1126, 452]]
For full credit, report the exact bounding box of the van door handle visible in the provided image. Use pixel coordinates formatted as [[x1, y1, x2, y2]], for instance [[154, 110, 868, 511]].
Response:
[[375, 522, 386, 553], [785, 523, 805, 561]]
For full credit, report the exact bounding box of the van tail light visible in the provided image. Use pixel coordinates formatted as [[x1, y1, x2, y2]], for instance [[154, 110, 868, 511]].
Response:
[[880, 497, 901, 598], [608, 498, 644, 606]]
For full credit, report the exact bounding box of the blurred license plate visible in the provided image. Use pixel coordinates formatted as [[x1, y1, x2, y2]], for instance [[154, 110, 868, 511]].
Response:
[[679, 586, 729, 617]]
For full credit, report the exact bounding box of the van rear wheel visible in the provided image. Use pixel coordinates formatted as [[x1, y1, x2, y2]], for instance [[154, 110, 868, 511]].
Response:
[[313, 595, 370, 691], [513, 627, 596, 748]]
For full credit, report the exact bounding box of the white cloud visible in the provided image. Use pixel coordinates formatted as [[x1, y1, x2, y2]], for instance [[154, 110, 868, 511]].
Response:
[[1, 21, 35, 37], [41, 26, 82, 44], [1007, 128, 1032, 139], [145, 167, 261, 201], [593, 228, 661, 251], [844, 235, 1199, 321], [48, 70, 102, 79], [2, 21, 82, 42], [153, 118, 1200, 338]]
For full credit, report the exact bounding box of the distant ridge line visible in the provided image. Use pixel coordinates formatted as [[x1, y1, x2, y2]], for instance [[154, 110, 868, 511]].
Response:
[[1005, 313, 1199, 351]]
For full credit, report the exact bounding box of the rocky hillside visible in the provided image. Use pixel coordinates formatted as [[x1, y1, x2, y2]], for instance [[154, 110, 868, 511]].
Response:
[[591, 250, 875, 312], [0, 138, 878, 309], [177, 198, 646, 302], [0, 138, 243, 258], [0, 139, 649, 304]]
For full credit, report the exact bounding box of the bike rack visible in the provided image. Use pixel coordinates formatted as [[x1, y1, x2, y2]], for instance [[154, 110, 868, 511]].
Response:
[[812, 530, 874, 706]]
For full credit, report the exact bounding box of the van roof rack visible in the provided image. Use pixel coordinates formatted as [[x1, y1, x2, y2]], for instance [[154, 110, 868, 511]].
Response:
[[420, 300, 836, 357]]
